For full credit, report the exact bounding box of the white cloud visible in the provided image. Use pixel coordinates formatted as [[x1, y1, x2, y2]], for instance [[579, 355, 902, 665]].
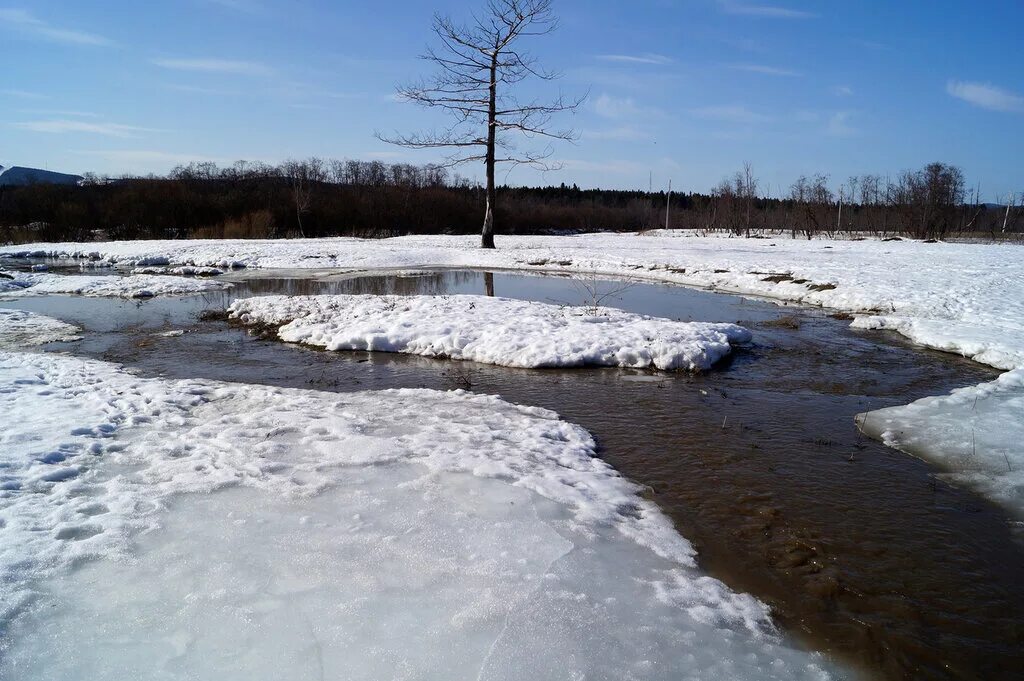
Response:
[[831, 85, 853, 97], [152, 58, 274, 77], [689, 105, 768, 124], [167, 83, 247, 97], [12, 120, 159, 138], [592, 93, 659, 120], [595, 53, 672, 66], [19, 109, 101, 118], [201, 0, 261, 11], [727, 63, 800, 77], [946, 80, 1024, 113], [593, 93, 637, 118], [0, 88, 47, 99], [581, 126, 650, 141], [717, 2, 816, 18], [0, 9, 110, 46], [825, 111, 856, 136]]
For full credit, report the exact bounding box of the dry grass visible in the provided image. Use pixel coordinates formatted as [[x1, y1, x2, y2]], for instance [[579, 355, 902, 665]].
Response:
[[763, 314, 802, 330], [192, 210, 276, 239]]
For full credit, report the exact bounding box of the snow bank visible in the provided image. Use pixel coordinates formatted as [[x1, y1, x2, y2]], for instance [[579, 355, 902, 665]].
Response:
[[0, 309, 82, 347], [0, 351, 838, 679], [230, 294, 751, 371], [857, 368, 1024, 516], [851, 315, 1024, 371], [0, 268, 229, 298]]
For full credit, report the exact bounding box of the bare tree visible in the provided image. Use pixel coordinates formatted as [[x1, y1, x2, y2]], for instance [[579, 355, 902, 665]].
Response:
[[739, 162, 758, 236], [378, 0, 582, 248], [281, 158, 326, 238], [1002, 192, 1020, 234]]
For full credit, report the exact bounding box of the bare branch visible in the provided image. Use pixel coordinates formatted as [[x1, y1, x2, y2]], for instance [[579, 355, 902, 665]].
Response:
[[382, 0, 581, 247]]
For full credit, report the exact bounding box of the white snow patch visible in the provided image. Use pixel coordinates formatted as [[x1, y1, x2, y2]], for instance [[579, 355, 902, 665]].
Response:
[[0, 351, 840, 679], [851, 315, 1024, 371], [131, 265, 224, 276], [857, 368, 1024, 516], [0, 308, 82, 347], [0, 269, 229, 298], [230, 294, 751, 371]]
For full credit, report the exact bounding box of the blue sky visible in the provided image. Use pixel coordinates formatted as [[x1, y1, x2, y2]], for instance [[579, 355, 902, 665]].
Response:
[[1, 0, 1022, 199]]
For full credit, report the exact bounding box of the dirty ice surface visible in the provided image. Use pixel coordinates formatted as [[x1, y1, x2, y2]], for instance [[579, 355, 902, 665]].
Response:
[[229, 294, 751, 371], [0, 351, 840, 680]]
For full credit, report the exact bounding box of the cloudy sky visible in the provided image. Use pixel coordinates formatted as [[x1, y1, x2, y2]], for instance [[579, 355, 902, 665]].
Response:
[[1, 0, 1022, 199]]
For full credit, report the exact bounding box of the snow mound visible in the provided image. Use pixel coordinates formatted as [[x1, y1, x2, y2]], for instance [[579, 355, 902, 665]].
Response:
[[857, 368, 1024, 517], [230, 294, 751, 371], [130, 265, 224, 276], [0, 309, 83, 347], [0, 351, 839, 679], [0, 269, 229, 298]]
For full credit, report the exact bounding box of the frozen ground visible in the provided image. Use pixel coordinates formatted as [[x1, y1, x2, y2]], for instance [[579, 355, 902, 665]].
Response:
[[229, 294, 751, 371], [0, 351, 839, 679], [4, 233, 1022, 514], [0, 309, 82, 348], [0, 268, 229, 298]]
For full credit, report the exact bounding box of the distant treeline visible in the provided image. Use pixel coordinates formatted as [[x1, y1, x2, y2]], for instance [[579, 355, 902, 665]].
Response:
[[0, 158, 1019, 243]]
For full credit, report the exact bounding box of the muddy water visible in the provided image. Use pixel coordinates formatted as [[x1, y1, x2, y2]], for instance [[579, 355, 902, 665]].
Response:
[[3, 269, 1023, 681]]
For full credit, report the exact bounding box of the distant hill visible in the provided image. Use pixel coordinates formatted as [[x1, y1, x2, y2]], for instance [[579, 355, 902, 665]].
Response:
[[0, 166, 83, 187]]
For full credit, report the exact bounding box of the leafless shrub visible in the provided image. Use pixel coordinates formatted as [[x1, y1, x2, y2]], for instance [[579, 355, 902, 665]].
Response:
[[568, 273, 636, 315]]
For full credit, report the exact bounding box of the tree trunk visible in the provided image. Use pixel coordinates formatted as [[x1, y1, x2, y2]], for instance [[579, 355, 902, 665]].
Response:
[[481, 54, 498, 249]]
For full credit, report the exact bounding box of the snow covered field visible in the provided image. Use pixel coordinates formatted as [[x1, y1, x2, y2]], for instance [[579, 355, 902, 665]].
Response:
[[0, 351, 839, 679], [229, 294, 751, 371], [3, 232, 1021, 368], [4, 233, 1022, 516], [0, 268, 229, 298]]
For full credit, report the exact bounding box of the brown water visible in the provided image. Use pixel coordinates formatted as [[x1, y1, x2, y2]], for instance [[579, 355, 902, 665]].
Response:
[[3, 268, 1022, 680]]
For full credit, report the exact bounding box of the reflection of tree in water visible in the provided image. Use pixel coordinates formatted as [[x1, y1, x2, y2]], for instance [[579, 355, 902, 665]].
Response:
[[236, 270, 484, 297]]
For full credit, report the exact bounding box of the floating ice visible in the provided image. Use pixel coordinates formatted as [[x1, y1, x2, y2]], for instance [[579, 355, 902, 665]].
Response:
[[0, 308, 82, 347], [0, 351, 840, 679], [230, 294, 751, 371]]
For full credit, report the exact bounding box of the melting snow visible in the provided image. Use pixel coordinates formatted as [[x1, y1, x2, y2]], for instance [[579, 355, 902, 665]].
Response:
[[6, 234, 1019, 515], [858, 368, 1024, 517], [0, 351, 839, 679], [0, 309, 82, 348], [0, 269, 229, 298], [229, 294, 751, 371]]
